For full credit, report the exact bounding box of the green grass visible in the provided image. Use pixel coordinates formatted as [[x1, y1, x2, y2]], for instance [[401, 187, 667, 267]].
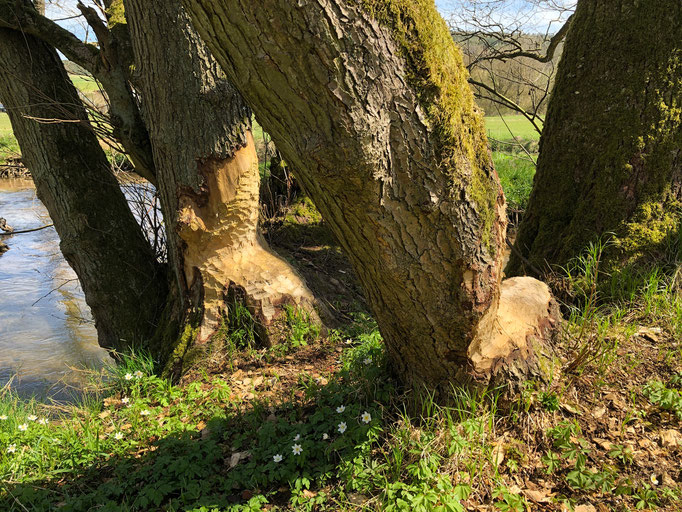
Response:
[[2, 270, 681, 511], [69, 75, 101, 94], [493, 152, 536, 211], [0, 113, 12, 137], [484, 115, 542, 141]]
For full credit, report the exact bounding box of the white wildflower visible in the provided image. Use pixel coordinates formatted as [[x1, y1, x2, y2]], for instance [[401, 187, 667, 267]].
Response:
[[140, 410, 150, 417], [292, 444, 303, 456], [121, 397, 129, 404], [293, 434, 301, 441], [273, 454, 283, 463], [6, 444, 16, 453], [361, 411, 372, 424], [0, 415, 7, 421], [18, 423, 28, 432], [38, 418, 49, 426], [364, 357, 372, 365], [124, 373, 133, 381], [134, 370, 144, 379], [338, 422, 347, 434], [27, 415, 37, 422], [113, 432, 124, 440], [336, 405, 345, 413], [322, 433, 329, 440]]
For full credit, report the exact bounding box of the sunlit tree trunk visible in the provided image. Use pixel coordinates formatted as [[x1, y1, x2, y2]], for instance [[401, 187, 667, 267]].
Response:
[[508, 0, 682, 276], [123, 0, 318, 365], [0, 29, 167, 351], [183, 0, 559, 389]]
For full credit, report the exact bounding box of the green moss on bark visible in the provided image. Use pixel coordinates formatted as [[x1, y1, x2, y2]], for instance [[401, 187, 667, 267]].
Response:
[[350, 0, 500, 252], [508, 0, 682, 276]]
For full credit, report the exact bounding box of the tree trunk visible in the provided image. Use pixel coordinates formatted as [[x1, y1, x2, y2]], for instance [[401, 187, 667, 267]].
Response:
[[0, 29, 167, 351], [508, 0, 682, 277], [183, 0, 559, 389], [123, 0, 317, 356], [0, 0, 158, 184]]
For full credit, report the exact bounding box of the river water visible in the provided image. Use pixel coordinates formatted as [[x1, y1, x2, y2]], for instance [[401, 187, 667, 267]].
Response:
[[0, 179, 111, 401]]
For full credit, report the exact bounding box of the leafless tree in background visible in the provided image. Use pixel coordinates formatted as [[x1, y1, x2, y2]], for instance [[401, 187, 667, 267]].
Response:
[[445, 0, 575, 138]]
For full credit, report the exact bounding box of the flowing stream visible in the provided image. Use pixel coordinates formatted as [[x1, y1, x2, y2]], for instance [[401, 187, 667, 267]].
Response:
[[0, 179, 111, 401]]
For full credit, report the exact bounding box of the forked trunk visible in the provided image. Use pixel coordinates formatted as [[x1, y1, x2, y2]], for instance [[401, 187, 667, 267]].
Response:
[[0, 29, 166, 351], [183, 0, 560, 390], [508, 0, 682, 277], [123, 0, 318, 358]]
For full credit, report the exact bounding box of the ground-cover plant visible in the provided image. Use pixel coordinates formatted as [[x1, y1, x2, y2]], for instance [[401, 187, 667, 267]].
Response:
[[2, 237, 682, 511]]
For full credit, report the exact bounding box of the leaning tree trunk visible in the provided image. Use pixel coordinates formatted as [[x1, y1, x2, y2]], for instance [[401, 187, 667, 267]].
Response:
[[508, 0, 682, 277], [183, 0, 559, 390], [0, 29, 167, 351], [123, 0, 317, 361]]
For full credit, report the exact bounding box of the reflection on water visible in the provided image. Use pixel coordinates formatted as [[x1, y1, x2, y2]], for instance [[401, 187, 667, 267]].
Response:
[[0, 179, 112, 401]]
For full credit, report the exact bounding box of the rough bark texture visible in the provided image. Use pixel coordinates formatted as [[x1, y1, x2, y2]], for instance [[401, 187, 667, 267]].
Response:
[[183, 0, 558, 388], [508, 0, 682, 276], [123, 0, 317, 355], [0, 28, 166, 350]]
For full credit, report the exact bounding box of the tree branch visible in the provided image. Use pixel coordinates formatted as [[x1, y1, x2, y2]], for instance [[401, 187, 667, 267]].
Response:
[[0, 0, 100, 72]]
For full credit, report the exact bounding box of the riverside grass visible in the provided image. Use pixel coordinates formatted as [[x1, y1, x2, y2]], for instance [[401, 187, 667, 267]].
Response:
[[1, 254, 682, 511]]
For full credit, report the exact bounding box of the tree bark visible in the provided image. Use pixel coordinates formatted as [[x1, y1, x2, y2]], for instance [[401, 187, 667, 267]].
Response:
[[123, 0, 317, 355], [182, 0, 559, 389], [0, 28, 167, 351], [508, 0, 682, 277]]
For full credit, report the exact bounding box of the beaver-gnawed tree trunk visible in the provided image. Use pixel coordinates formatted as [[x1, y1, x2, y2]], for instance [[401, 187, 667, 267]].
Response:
[[123, 0, 318, 366], [0, 29, 167, 351], [183, 0, 560, 390], [508, 0, 682, 277]]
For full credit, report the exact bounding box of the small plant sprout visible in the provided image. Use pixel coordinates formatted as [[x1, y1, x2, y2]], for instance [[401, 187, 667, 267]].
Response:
[[273, 454, 283, 463], [0, 415, 7, 421], [293, 434, 301, 441], [6, 444, 16, 453], [38, 418, 48, 425], [134, 370, 144, 379], [338, 422, 347, 434], [322, 433, 329, 440], [17, 423, 27, 432], [336, 405, 345, 413], [140, 410, 150, 417], [124, 373, 133, 381], [292, 444, 302, 455], [361, 411, 371, 424], [27, 415, 37, 422], [113, 432, 124, 440]]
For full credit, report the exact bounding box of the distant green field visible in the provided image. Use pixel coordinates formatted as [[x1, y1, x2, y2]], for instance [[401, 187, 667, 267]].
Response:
[[70, 75, 101, 94], [0, 113, 12, 137], [484, 115, 542, 141]]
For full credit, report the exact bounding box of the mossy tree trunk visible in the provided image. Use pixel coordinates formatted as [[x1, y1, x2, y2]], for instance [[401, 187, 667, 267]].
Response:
[[508, 0, 682, 277], [123, 0, 318, 364], [0, 28, 167, 351], [183, 0, 560, 390]]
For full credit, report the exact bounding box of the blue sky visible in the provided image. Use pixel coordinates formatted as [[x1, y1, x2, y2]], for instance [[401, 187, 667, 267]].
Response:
[[50, 0, 573, 43]]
